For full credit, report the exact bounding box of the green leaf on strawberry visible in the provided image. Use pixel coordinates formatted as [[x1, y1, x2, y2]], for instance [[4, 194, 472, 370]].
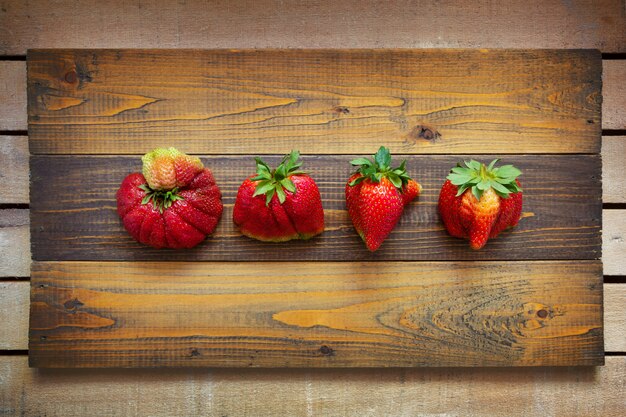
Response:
[[349, 146, 414, 191], [448, 159, 522, 200], [251, 150, 307, 206]]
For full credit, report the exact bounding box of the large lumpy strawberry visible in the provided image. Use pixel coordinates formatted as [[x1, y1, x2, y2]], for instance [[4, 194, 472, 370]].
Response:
[[438, 159, 523, 250], [345, 146, 421, 251], [116, 148, 223, 249], [233, 151, 324, 242]]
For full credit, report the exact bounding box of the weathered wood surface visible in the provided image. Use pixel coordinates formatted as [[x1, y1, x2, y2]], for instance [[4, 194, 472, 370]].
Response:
[[2, 0, 626, 54], [0, 60, 626, 130], [0, 209, 30, 277], [0, 61, 26, 130], [603, 210, 626, 276], [603, 61, 626, 130], [4, 208, 623, 276], [10, 280, 626, 353], [1, 135, 623, 206], [2, 60, 622, 133], [2, 355, 625, 417], [27, 49, 602, 154], [0, 136, 29, 204], [603, 136, 626, 204], [29, 260, 603, 368], [0, 281, 28, 350], [30, 154, 602, 261], [605, 284, 626, 352]]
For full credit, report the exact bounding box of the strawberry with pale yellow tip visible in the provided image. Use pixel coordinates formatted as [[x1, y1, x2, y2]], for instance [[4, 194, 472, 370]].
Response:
[[438, 159, 523, 250], [117, 147, 223, 249]]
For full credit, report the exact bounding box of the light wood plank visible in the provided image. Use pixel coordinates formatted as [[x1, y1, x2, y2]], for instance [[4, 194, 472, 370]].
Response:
[[603, 61, 626, 130], [605, 284, 626, 352], [1, 355, 625, 416], [30, 154, 602, 261], [1, 0, 625, 54], [29, 261, 603, 367], [0, 136, 29, 204], [0, 281, 28, 350], [3, 59, 624, 133], [0, 62, 26, 130], [0, 209, 30, 277], [27, 49, 602, 154], [603, 210, 626, 276], [3, 281, 625, 353], [603, 136, 626, 203]]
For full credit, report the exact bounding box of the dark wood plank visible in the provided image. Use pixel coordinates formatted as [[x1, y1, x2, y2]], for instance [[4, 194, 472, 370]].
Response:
[[27, 49, 601, 154], [29, 260, 604, 368], [4, 0, 626, 54], [30, 154, 602, 261]]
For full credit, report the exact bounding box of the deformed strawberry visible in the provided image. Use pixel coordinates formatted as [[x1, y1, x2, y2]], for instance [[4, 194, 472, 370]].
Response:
[[116, 147, 223, 249], [233, 151, 324, 242], [438, 159, 523, 249]]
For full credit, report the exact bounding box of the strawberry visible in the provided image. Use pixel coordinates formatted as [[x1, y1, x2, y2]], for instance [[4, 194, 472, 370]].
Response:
[[438, 159, 523, 249], [116, 147, 223, 249], [346, 147, 421, 251], [233, 151, 324, 242]]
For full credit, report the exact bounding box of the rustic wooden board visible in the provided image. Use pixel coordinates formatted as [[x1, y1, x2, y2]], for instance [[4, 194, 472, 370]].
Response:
[[27, 49, 604, 368], [4, 0, 626, 55], [30, 154, 602, 261], [27, 49, 601, 154], [29, 261, 603, 368]]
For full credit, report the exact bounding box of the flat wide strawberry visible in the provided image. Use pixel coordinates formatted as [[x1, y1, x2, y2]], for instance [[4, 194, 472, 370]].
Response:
[[438, 159, 523, 249], [233, 151, 324, 242], [116, 147, 223, 249], [345, 146, 421, 251]]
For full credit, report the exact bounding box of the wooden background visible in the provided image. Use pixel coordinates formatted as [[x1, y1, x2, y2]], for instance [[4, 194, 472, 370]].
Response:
[[1, 0, 625, 414]]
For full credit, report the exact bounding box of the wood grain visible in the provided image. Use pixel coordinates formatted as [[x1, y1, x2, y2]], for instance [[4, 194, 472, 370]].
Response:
[[0, 60, 620, 134], [603, 210, 626, 276], [0, 281, 28, 350], [2, 0, 626, 54], [603, 60, 626, 130], [4, 280, 626, 353], [0, 136, 29, 204], [0, 209, 30, 277], [28, 260, 603, 368], [0, 61, 26, 130], [27, 49, 602, 154], [0, 135, 623, 205], [30, 154, 602, 261], [1, 355, 625, 416], [605, 284, 626, 352], [603, 136, 626, 203]]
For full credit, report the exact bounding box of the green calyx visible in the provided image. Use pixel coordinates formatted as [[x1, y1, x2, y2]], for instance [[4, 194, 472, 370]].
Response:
[[251, 150, 305, 206], [447, 159, 522, 201], [349, 146, 412, 190], [139, 183, 184, 213]]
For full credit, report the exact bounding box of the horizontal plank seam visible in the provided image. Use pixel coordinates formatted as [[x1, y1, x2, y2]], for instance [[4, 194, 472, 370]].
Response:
[[0, 131, 27, 136], [603, 130, 626, 136], [0, 350, 28, 355]]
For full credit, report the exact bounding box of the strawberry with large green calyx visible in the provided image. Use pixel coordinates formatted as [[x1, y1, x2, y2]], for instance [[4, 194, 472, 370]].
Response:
[[233, 151, 324, 242], [116, 147, 223, 249], [345, 146, 422, 252], [439, 159, 523, 250]]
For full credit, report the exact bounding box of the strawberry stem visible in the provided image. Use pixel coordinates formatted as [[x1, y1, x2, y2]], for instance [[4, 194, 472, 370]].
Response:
[[349, 146, 413, 190], [447, 159, 522, 200], [251, 150, 305, 206], [139, 183, 184, 213]]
